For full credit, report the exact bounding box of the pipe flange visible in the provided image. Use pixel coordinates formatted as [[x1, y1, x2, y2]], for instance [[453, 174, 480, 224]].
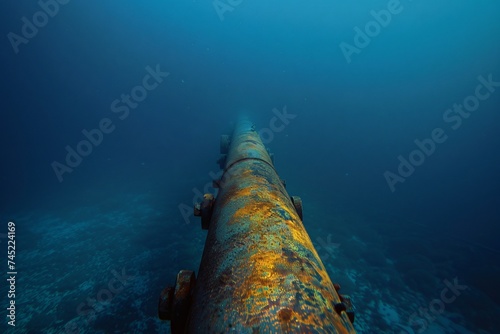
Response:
[[290, 196, 303, 220], [158, 286, 174, 320], [171, 270, 196, 333], [158, 270, 197, 333], [199, 194, 215, 230]]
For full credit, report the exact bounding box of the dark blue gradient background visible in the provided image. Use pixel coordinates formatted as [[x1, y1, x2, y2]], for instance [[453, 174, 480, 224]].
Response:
[[1, 1, 499, 333]]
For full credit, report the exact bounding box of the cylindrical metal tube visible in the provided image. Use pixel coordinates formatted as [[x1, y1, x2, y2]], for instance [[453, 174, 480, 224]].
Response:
[[187, 119, 356, 333]]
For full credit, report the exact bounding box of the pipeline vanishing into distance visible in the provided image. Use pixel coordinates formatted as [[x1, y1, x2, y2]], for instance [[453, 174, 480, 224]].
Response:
[[159, 118, 356, 333]]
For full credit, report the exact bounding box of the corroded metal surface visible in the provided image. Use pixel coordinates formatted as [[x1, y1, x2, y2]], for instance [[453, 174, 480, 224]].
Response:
[[187, 119, 356, 333]]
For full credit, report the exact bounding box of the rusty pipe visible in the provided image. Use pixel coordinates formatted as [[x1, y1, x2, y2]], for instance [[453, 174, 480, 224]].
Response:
[[184, 118, 356, 333]]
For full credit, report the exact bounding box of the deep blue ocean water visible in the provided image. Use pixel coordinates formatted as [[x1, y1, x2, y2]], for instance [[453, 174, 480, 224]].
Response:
[[1, 1, 499, 333]]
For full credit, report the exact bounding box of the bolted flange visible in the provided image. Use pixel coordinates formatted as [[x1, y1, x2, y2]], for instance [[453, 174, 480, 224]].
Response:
[[158, 270, 197, 333], [194, 193, 215, 230], [341, 295, 355, 324], [332, 283, 355, 324], [290, 196, 303, 220], [158, 286, 174, 320]]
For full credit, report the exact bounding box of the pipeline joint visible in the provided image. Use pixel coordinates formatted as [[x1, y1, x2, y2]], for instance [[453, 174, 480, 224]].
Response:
[[194, 193, 215, 230], [158, 270, 197, 333], [333, 283, 356, 324], [290, 196, 303, 220]]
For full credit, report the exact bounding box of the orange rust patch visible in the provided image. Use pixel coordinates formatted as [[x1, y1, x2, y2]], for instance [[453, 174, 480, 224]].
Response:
[[278, 308, 293, 322]]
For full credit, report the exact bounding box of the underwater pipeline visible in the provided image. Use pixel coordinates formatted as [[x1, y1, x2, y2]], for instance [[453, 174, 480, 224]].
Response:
[[158, 118, 357, 333]]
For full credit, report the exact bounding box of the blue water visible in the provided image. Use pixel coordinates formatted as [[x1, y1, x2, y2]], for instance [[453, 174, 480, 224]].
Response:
[[1, 1, 499, 333]]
